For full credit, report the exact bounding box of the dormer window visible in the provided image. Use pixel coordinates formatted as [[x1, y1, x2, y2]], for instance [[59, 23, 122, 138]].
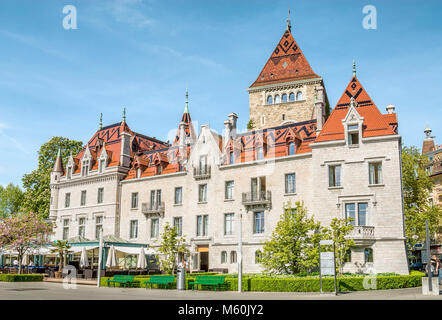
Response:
[[255, 146, 264, 160], [99, 159, 106, 173], [67, 167, 72, 180], [229, 151, 234, 164], [288, 142, 295, 155], [137, 168, 141, 178], [156, 164, 162, 175], [82, 160, 89, 176], [347, 124, 359, 146], [266, 95, 273, 105]]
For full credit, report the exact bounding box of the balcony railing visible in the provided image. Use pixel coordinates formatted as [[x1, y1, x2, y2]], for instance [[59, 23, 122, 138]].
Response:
[[242, 191, 271, 208], [141, 202, 165, 217], [193, 165, 211, 180], [347, 226, 375, 245]]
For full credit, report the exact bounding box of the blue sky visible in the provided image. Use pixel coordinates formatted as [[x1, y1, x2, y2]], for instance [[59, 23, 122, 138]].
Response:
[[0, 0, 441, 187]]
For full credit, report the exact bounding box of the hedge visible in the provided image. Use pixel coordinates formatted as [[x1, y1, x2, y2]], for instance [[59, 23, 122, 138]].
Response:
[[0, 274, 44, 282], [100, 271, 425, 292]]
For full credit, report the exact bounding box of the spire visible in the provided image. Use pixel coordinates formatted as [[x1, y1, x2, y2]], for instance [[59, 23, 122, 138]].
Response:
[[353, 60, 356, 77], [122, 107, 126, 123], [286, 8, 291, 31], [99, 113, 103, 130], [184, 90, 189, 114], [52, 148, 64, 173]]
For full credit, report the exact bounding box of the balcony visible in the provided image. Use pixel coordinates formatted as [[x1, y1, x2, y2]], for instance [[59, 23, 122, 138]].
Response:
[[141, 202, 165, 218], [193, 165, 211, 180], [347, 226, 375, 245], [242, 191, 272, 210]]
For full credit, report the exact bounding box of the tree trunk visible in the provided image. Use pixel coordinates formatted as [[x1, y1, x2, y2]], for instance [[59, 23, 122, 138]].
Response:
[[18, 253, 22, 275]]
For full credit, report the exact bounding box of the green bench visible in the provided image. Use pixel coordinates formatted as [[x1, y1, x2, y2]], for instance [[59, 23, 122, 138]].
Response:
[[144, 275, 175, 289], [106, 275, 136, 287], [189, 275, 226, 291]]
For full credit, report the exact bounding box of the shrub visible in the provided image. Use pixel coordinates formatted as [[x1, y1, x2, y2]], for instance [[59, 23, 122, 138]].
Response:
[[0, 274, 44, 282]]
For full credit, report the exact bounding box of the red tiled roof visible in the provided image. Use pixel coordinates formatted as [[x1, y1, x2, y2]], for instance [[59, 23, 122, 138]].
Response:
[[316, 76, 396, 142], [250, 28, 319, 88]]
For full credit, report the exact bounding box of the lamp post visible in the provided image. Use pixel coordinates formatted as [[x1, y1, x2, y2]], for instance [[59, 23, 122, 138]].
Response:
[[238, 209, 243, 293], [97, 232, 103, 288]]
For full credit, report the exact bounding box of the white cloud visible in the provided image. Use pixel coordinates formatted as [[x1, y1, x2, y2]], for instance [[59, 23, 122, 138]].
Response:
[[91, 0, 154, 28]]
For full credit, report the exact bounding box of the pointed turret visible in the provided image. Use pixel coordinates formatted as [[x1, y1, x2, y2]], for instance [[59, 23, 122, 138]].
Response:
[[174, 90, 196, 145], [52, 148, 64, 173]]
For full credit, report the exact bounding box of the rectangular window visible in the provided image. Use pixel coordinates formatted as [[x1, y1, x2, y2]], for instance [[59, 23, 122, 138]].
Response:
[[80, 190, 87, 206], [198, 184, 207, 203], [174, 187, 183, 205], [229, 151, 234, 164], [97, 188, 104, 204], [224, 213, 234, 235], [78, 217, 86, 238], [253, 212, 264, 234], [99, 159, 105, 173], [199, 155, 207, 173], [131, 192, 139, 209], [369, 162, 382, 185], [345, 203, 356, 226], [174, 217, 182, 237], [329, 165, 341, 187], [95, 216, 103, 239], [285, 173, 296, 194], [150, 189, 161, 208], [67, 167, 72, 179], [196, 215, 208, 236], [345, 202, 368, 226], [151, 218, 159, 238], [130, 220, 138, 239], [225, 181, 234, 200], [65, 193, 71, 208], [348, 125, 359, 146], [62, 219, 69, 240]]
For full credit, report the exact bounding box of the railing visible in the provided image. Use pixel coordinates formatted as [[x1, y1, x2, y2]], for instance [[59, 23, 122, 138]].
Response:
[[193, 165, 211, 180], [242, 191, 272, 205], [349, 226, 375, 239], [141, 202, 165, 217]]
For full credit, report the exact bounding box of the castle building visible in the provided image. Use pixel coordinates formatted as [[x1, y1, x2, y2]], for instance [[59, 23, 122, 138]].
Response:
[[49, 21, 409, 275]]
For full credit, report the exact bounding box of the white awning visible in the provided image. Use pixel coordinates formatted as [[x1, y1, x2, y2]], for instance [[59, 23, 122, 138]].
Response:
[[70, 246, 99, 253], [113, 246, 146, 255]]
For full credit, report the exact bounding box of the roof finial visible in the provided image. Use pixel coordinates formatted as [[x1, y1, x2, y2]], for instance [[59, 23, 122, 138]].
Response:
[[57, 148, 61, 158], [184, 89, 189, 113], [353, 59, 356, 77], [122, 107, 126, 123], [99, 113, 103, 130], [286, 8, 292, 31]]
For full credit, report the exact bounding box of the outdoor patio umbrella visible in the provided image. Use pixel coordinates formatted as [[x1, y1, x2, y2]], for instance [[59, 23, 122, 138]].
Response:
[[106, 245, 117, 268], [21, 253, 29, 266], [136, 247, 147, 269], [79, 247, 89, 268]]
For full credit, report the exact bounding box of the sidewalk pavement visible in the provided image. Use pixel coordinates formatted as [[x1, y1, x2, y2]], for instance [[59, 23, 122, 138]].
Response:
[[0, 281, 441, 300]]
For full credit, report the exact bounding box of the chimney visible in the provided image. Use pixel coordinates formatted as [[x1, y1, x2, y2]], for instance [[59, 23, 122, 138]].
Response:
[[120, 131, 131, 168], [228, 112, 238, 137], [386, 104, 395, 114]]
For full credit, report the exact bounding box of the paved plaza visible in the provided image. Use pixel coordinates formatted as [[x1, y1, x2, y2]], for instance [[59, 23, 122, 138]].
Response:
[[0, 281, 440, 300]]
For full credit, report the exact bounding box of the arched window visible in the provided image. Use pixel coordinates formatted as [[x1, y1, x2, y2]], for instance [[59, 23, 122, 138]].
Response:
[[296, 91, 303, 101], [266, 95, 273, 104], [364, 248, 373, 263], [289, 92, 295, 101], [230, 251, 237, 264], [274, 94, 281, 104], [288, 142, 295, 155], [281, 93, 287, 103], [221, 251, 227, 264], [255, 250, 262, 264]]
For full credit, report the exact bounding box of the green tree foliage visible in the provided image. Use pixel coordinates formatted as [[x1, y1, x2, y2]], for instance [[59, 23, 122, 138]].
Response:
[[50, 240, 71, 272], [21, 137, 83, 218], [260, 201, 324, 274], [0, 183, 24, 218], [323, 218, 355, 275], [246, 119, 255, 130], [402, 146, 441, 249], [156, 222, 189, 274]]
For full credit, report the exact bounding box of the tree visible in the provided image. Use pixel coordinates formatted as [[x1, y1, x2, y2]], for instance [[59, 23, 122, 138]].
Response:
[[402, 146, 441, 250], [0, 212, 52, 274], [50, 240, 72, 273], [156, 222, 189, 274], [260, 201, 324, 274], [247, 119, 255, 131], [22, 137, 83, 218], [0, 183, 24, 218], [323, 218, 355, 276]]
